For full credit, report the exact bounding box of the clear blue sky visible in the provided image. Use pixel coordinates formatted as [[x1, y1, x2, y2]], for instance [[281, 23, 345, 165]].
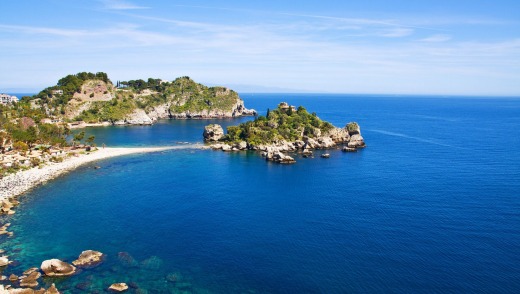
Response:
[[1, 0, 519, 95]]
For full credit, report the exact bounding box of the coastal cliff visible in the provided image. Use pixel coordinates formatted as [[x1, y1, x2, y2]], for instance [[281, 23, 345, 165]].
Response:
[[30, 72, 256, 127], [204, 102, 365, 163]]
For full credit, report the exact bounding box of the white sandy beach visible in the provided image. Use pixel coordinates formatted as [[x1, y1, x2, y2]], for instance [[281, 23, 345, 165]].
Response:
[[0, 145, 203, 201]]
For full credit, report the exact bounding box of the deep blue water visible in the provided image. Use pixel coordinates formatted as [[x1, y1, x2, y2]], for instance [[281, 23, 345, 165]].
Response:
[[2, 94, 520, 293]]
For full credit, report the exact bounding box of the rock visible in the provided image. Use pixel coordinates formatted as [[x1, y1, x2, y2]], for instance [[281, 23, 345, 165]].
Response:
[[9, 274, 18, 281], [44, 283, 59, 294], [124, 109, 153, 125], [40, 259, 76, 277], [347, 134, 366, 148], [342, 146, 357, 152], [326, 127, 350, 143], [267, 151, 296, 164], [7, 288, 35, 294], [317, 137, 335, 148], [221, 144, 232, 152], [20, 271, 41, 288], [72, 250, 104, 267], [0, 256, 10, 266], [108, 283, 128, 292], [203, 124, 224, 142], [235, 141, 247, 150], [23, 268, 40, 276], [117, 252, 138, 268], [345, 122, 361, 135], [140, 256, 163, 270], [321, 153, 330, 158]]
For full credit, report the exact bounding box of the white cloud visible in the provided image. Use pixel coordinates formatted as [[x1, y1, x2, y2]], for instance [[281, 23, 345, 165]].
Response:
[[420, 34, 452, 42], [99, 0, 148, 10]]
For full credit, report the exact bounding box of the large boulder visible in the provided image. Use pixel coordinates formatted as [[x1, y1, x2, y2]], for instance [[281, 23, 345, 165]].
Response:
[[267, 151, 296, 164], [203, 124, 224, 142], [72, 250, 104, 268], [348, 134, 366, 148], [40, 259, 76, 277]]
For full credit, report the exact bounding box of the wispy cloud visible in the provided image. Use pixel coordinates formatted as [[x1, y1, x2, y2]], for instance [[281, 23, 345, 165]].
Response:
[[420, 34, 452, 42], [99, 0, 149, 10]]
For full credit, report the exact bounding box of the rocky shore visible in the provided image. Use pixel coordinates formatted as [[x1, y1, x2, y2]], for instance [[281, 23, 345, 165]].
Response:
[[204, 122, 365, 164], [0, 145, 200, 203]]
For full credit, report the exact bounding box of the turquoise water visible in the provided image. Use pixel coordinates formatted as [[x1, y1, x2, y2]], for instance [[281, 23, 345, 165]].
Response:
[[2, 94, 520, 293]]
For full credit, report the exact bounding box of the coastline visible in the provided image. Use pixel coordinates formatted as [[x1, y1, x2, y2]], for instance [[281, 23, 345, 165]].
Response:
[[0, 145, 202, 202]]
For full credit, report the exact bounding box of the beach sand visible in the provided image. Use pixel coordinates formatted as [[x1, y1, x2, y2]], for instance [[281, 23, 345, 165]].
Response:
[[0, 145, 203, 201]]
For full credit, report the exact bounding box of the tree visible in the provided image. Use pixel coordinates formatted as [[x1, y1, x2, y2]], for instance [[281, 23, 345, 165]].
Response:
[[73, 131, 85, 146], [86, 135, 95, 146]]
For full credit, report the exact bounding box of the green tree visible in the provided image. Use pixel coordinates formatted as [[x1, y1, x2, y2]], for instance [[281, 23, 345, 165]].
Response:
[[73, 131, 85, 146], [86, 135, 95, 146]]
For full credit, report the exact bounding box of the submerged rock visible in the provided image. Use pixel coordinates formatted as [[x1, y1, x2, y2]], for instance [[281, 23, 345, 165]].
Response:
[[40, 259, 76, 277], [72, 250, 104, 268], [140, 256, 163, 270], [117, 252, 138, 268], [108, 283, 128, 292]]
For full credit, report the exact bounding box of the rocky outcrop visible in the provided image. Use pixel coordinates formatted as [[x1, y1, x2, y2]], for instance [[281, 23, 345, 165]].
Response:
[[121, 109, 153, 125], [206, 121, 365, 164], [72, 250, 104, 267], [109, 283, 128, 292], [263, 150, 296, 164], [203, 124, 224, 142], [40, 259, 76, 277], [346, 122, 366, 148]]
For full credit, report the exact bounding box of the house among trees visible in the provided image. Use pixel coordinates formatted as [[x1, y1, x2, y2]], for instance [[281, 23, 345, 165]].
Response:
[[51, 89, 64, 95], [0, 94, 18, 105]]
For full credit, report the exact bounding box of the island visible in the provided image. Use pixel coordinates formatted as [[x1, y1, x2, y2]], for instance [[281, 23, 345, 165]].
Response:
[[203, 102, 366, 163]]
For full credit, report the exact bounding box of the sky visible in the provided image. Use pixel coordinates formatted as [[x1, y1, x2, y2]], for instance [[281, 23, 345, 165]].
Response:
[[0, 0, 519, 95]]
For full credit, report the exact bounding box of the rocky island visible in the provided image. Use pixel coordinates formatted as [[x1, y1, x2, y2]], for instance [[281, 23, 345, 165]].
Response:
[[204, 102, 365, 163]]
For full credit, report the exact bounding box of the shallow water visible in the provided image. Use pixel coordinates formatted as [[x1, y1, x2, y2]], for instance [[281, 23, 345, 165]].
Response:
[[1, 94, 520, 293]]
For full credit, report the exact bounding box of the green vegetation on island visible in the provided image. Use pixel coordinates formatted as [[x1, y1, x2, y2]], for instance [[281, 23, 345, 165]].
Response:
[[24, 72, 254, 124], [222, 102, 335, 146]]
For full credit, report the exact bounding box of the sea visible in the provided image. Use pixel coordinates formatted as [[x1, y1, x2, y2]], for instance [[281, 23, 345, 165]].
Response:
[[1, 94, 520, 293]]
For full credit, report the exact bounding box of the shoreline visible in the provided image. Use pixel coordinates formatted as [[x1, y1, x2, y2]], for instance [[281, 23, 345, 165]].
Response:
[[0, 145, 203, 202]]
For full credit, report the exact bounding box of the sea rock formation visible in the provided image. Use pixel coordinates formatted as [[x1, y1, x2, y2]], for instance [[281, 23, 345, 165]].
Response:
[[204, 104, 365, 164], [40, 259, 76, 277], [72, 250, 104, 267], [203, 124, 224, 142]]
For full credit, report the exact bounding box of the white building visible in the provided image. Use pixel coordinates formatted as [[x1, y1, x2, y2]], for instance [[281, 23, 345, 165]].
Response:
[[52, 89, 63, 95], [0, 93, 18, 105]]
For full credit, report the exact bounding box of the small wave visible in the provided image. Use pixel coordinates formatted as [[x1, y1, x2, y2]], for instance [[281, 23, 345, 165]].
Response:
[[368, 129, 467, 149]]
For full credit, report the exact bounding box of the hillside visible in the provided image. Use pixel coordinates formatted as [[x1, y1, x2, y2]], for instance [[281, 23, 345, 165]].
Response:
[[30, 72, 256, 125]]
